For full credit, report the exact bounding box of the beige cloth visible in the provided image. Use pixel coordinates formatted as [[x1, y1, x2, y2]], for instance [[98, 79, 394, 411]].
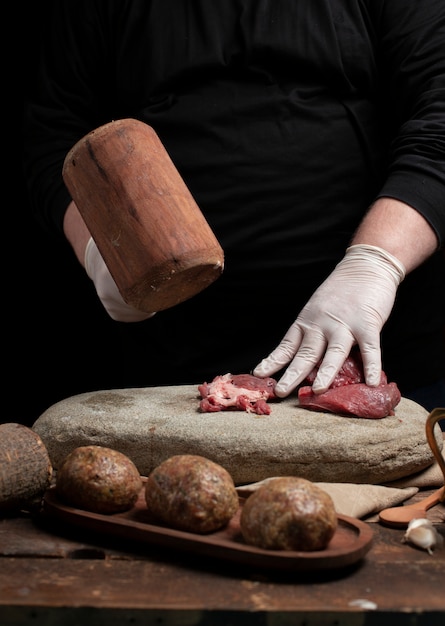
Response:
[[236, 479, 419, 519], [316, 483, 419, 518], [384, 457, 444, 489]]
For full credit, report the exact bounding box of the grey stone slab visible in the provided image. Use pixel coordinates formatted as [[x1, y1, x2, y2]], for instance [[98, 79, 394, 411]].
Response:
[[32, 386, 441, 485]]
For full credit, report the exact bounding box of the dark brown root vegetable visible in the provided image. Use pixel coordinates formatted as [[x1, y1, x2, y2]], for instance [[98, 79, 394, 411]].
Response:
[[240, 476, 338, 551], [55, 445, 142, 514], [0, 423, 53, 514], [145, 454, 239, 533]]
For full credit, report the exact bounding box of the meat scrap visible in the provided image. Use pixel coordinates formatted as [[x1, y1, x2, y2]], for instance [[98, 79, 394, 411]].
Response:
[[298, 350, 401, 419], [198, 373, 278, 415]]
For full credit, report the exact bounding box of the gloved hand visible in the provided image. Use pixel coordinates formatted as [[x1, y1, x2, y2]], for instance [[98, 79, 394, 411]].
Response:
[[253, 244, 406, 396], [84, 237, 155, 322]]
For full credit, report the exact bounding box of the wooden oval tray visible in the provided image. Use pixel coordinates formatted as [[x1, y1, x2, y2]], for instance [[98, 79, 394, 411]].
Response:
[[43, 486, 373, 572]]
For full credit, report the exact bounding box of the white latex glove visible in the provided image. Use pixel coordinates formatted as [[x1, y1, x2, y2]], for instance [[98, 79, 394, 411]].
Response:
[[84, 237, 155, 323], [253, 244, 406, 396]]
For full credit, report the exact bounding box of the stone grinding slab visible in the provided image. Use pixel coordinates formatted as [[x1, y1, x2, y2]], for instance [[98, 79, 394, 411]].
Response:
[[32, 386, 442, 485]]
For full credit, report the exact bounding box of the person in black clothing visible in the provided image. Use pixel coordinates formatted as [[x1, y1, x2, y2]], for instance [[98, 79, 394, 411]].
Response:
[[23, 0, 445, 416]]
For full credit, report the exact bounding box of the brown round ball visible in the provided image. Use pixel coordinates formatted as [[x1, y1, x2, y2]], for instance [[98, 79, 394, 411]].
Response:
[[56, 445, 142, 514], [240, 476, 337, 551], [144, 454, 239, 533]]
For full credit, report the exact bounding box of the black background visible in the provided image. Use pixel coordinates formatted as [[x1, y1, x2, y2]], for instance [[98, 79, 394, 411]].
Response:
[[11, 1, 120, 426]]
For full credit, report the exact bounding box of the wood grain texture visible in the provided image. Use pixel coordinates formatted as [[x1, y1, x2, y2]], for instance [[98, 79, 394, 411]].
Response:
[[63, 119, 224, 312], [0, 501, 444, 624]]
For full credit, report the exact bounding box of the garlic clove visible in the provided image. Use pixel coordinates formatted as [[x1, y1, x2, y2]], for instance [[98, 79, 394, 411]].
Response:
[[402, 519, 443, 555]]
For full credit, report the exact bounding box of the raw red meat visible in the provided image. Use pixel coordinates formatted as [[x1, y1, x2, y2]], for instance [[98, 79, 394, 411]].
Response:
[[298, 350, 401, 418], [304, 353, 364, 388], [298, 380, 401, 418], [198, 373, 277, 415]]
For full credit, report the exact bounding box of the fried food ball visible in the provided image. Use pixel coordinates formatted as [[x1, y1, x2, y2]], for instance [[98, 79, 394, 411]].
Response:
[[56, 445, 142, 514], [240, 476, 337, 551], [145, 454, 239, 533]]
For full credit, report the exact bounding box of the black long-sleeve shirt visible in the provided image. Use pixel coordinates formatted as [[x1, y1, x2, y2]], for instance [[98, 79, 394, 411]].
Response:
[[24, 0, 445, 392]]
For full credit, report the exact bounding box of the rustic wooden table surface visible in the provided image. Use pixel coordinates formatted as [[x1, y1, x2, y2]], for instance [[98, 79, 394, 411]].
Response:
[[0, 487, 444, 626]]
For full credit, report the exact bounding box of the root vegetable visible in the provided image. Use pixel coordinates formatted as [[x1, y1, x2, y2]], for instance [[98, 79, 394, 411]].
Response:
[[0, 423, 53, 514]]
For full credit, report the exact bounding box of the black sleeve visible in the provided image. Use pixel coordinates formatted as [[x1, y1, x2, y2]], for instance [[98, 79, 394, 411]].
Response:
[[372, 0, 445, 244]]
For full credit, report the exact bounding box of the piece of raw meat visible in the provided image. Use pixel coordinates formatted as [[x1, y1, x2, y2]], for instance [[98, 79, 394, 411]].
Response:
[[298, 350, 401, 418], [298, 380, 401, 418], [198, 373, 277, 415]]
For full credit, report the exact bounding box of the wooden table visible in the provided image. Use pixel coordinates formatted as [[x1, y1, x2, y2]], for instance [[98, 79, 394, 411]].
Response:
[[0, 489, 444, 626]]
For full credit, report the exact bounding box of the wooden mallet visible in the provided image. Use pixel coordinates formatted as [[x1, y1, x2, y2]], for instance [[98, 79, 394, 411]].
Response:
[[63, 118, 224, 313]]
